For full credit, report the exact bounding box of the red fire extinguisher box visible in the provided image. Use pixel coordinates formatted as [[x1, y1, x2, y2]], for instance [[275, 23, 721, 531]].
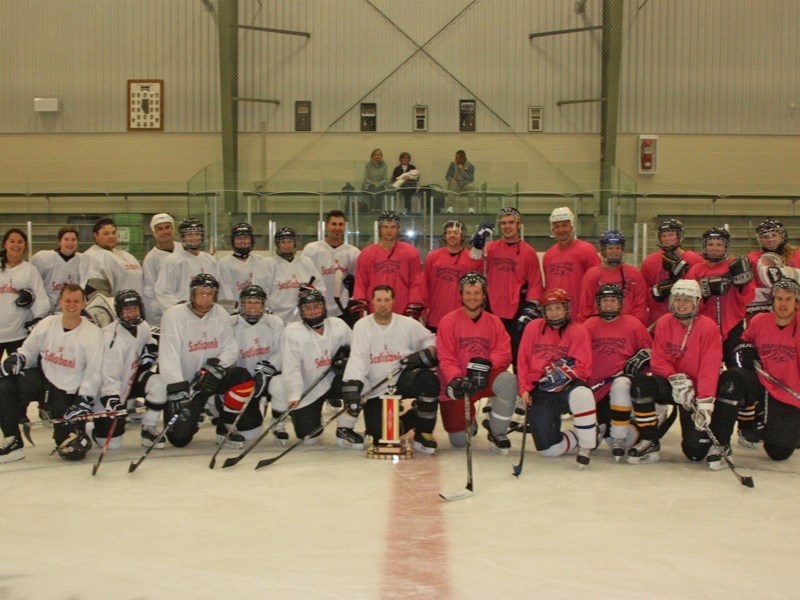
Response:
[[638, 135, 658, 175]]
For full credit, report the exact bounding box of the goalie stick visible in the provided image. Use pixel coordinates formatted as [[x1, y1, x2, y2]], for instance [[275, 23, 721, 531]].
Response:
[[219, 365, 334, 469], [253, 366, 406, 470], [687, 402, 755, 488], [439, 381, 476, 501]]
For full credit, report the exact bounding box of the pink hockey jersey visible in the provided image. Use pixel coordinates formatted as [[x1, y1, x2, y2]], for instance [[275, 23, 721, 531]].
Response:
[[353, 241, 422, 314], [543, 239, 601, 320], [641, 249, 704, 327], [485, 239, 544, 319], [516, 320, 593, 395], [741, 312, 800, 409], [578, 264, 648, 325], [421, 247, 482, 328], [686, 260, 753, 341]]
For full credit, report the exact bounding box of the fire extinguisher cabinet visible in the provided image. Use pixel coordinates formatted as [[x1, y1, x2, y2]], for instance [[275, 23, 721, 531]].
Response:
[[638, 135, 658, 175]]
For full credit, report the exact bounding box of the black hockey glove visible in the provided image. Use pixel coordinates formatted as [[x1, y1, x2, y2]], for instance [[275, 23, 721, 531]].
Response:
[[623, 348, 652, 377], [24, 317, 43, 334], [401, 347, 438, 370], [342, 380, 364, 417], [516, 301, 542, 331], [446, 377, 470, 400], [166, 381, 193, 421], [63, 396, 94, 421], [662, 250, 689, 279], [253, 360, 279, 398], [15, 288, 35, 309], [699, 276, 729, 298], [101, 395, 124, 412], [139, 343, 158, 371], [466, 357, 492, 391], [733, 342, 759, 370], [651, 279, 674, 302], [470, 221, 495, 251], [404, 303, 425, 321], [342, 274, 355, 297], [191, 358, 226, 395], [331, 345, 350, 376], [0, 352, 26, 377], [728, 256, 754, 288]]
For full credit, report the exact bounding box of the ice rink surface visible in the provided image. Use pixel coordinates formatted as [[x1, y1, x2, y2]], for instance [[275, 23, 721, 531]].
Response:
[[2, 404, 799, 600]]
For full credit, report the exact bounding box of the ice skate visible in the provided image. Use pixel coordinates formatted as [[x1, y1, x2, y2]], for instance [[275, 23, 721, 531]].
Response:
[[413, 432, 437, 455], [610, 437, 626, 461], [216, 422, 245, 449], [706, 444, 732, 471], [626, 438, 660, 464], [336, 427, 365, 450], [0, 436, 24, 464], [737, 427, 760, 450], [487, 430, 511, 456], [141, 425, 165, 449], [271, 417, 289, 446], [576, 446, 592, 468]]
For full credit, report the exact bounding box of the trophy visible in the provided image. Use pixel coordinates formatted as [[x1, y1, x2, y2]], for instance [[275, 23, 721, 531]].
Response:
[[367, 372, 413, 460]]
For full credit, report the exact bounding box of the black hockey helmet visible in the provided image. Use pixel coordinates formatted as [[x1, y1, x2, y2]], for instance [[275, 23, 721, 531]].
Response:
[[56, 430, 92, 461], [702, 227, 730, 262], [239, 284, 267, 324], [657, 218, 685, 250], [178, 217, 205, 250], [230, 222, 254, 258], [190, 272, 219, 298], [298, 288, 326, 329], [274, 227, 297, 259], [114, 289, 144, 328], [595, 283, 623, 320], [755, 218, 787, 253]]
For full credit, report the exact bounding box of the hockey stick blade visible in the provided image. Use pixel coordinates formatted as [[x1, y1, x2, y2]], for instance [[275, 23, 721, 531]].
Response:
[[439, 483, 474, 502], [689, 403, 755, 489], [512, 407, 531, 478], [91, 416, 120, 476]]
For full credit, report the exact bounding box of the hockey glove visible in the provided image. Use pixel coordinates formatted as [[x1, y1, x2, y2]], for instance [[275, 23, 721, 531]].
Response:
[[469, 221, 495, 259], [403, 303, 425, 321], [728, 256, 754, 287], [516, 301, 542, 332], [651, 279, 675, 302], [538, 357, 578, 393], [662, 250, 689, 279], [692, 397, 714, 431], [139, 343, 158, 371], [149, 326, 161, 344], [733, 342, 759, 371], [63, 396, 94, 421], [466, 357, 492, 391], [401, 347, 438, 370], [0, 352, 26, 377], [346, 299, 368, 317], [342, 380, 364, 417], [191, 358, 227, 395], [15, 288, 35, 309], [757, 252, 784, 286], [24, 317, 43, 334], [331, 345, 351, 376], [253, 360, 279, 398], [623, 348, 652, 377], [101, 395, 124, 412], [446, 378, 470, 400], [166, 382, 193, 421], [668, 373, 695, 409], [342, 274, 355, 297], [699, 276, 729, 298]]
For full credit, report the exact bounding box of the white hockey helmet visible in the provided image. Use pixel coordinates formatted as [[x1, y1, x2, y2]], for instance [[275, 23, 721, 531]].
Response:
[[549, 206, 574, 224], [669, 279, 701, 320], [150, 213, 174, 233]]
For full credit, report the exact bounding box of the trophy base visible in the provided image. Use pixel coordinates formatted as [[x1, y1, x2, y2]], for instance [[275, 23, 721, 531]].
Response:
[[367, 441, 414, 460]]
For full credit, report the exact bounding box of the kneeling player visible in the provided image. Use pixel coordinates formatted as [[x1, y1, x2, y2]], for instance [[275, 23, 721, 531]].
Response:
[[518, 288, 596, 466], [0, 284, 102, 463]]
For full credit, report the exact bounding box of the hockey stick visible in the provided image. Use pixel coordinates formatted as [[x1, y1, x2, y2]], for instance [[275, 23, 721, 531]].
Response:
[[220, 365, 334, 469], [91, 415, 120, 476], [128, 409, 184, 473], [45, 406, 146, 425], [511, 406, 531, 478], [254, 366, 406, 470], [440, 382, 475, 501], [687, 403, 754, 488], [208, 386, 263, 469], [754, 363, 800, 402]]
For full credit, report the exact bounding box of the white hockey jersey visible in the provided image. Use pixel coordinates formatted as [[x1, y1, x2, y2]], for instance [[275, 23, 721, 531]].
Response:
[[100, 320, 156, 401], [80, 244, 143, 295], [0, 261, 51, 343], [141, 242, 182, 326], [258, 255, 326, 323], [232, 312, 285, 374], [218, 253, 266, 305], [301, 240, 360, 316], [155, 247, 219, 312], [30, 250, 83, 310]]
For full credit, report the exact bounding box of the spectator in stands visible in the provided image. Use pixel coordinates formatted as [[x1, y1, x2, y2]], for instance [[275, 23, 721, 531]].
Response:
[[31, 226, 84, 311], [390, 152, 419, 214], [361, 148, 390, 211], [445, 150, 476, 214]]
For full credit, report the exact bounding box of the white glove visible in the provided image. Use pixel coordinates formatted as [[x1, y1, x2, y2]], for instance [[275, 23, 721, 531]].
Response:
[[692, 397, 714, 431], [668, 373, 695, 408]]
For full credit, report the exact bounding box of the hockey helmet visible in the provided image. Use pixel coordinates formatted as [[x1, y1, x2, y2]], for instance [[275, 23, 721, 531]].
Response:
[[771, 277, 800, 300], [701, 227, 730, 262], [541, 288, 570, 328], [190, 273, 219, 299], [549, 206, 574, 224], [114, 289, 144, 328], [599, 230, 626, 266], [56, 430, 92, 461], [459, 271, 487, 293], [669, 279, 702, 320], [239, 284, 267, 324], [442, 219, 466, 242], [230, 222, 255, 258], [657, 218, 685, 250], [178, 217, 205, 250], [755, 218, 787, 253], [298, 288, 326, 329], [274, 227, 297, 259], [150, 213, 174, 233], [377, 210, 401, 225], [595, 283, 623, 320], [497, 206, 522, 221]]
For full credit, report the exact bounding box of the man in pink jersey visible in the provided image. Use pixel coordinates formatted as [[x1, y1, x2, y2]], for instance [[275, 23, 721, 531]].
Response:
[[351, 210, 423, 318], [641, 218, 703, 328], [627, 279, 729, 468], [436, 272, 518, 454], [716, 278, 800, 461], [421, 220, 482, 332], [542, 206, 600, 320]]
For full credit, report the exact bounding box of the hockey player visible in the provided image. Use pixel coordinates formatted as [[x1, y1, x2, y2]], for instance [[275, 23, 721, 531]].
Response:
[[30, 226, 84, 311], [302, 210, 360, 322], [231, 284, 289, 444], [259, 227, 326, 323], [94, 290, 158, 450], [640, 218, 704, 328], [218, 222, 265, 308], [583, 284, 652, 458], [746, 218, 800, 316], [627, 279, 728, 467], [154, 217, 219, 313], [518, 288, 597, 466], [79, 217, 143, 297], [342, 284, 439, 453], [420, 220, 482, 331], [141, 213, 182, 326], [716, 278, 800, 461], [473, 206, 544, 365], [542, 206, 601, 321], [0, 228, 50, 358], [436, 272, 518, 454], [0, 284, 103, 463], [156, 273, 261, 449], [351, 210, 424, 319], [282, 289, 359, 448], [578, 230, 648, 324], [685, 227, 754, 367]]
